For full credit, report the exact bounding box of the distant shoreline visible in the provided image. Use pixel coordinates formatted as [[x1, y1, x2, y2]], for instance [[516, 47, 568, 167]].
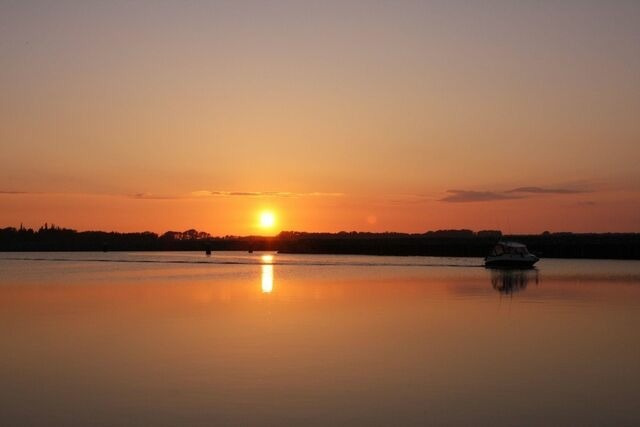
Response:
[[2, 227, 639, 260]]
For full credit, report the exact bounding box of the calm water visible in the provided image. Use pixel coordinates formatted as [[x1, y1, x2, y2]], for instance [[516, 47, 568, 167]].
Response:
[[1, 252, 639, 426]]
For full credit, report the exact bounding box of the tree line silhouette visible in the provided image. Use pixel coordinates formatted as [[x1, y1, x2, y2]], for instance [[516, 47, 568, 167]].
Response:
[[1, 225, 639, 259]]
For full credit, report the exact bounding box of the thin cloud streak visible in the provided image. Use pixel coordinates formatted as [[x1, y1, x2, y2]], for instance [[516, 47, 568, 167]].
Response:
[[0, 190, 30, 195], [440, 190, 522, 203], [190, 190, 344, 198], [131, 193, 182, 200], [1, 190, 344, 199], [508, 186, 588, 194], [440, 185, 594, 203]]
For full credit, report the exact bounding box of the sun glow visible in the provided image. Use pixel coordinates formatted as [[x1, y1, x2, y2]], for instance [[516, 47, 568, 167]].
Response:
[[259, 211, 276, 229]]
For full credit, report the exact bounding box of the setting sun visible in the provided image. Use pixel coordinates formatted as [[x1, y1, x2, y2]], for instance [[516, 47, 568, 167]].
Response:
[[259, 211, 276, 229]]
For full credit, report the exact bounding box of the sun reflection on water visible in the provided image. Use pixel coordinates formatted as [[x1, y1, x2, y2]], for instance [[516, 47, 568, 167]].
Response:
[[261, 254, 274, 293]]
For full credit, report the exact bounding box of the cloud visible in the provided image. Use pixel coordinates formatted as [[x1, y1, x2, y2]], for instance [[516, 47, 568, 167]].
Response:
[[131, 192, 182, 200], [440, 184, 594, 203], [2, 189, 343, 200], [508, 186, 588, 194], [190, 190, 344, 198], [0, 190, 29, 194], [440, 190, 522, 203]]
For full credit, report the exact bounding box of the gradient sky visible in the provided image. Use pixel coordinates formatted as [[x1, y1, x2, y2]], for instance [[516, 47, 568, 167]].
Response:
[[1, 0, 639, 234]]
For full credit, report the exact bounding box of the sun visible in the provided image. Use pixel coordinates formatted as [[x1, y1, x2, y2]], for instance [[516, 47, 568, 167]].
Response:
[[259, 211, 276, 229]]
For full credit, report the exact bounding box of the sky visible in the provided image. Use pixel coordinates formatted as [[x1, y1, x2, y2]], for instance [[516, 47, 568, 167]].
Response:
[[1, 0, 639, 235]]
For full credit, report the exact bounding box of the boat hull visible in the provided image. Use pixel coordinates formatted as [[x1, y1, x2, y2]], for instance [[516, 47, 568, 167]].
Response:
[[484, 259, 538, 269], [484, 255, 539, 269]]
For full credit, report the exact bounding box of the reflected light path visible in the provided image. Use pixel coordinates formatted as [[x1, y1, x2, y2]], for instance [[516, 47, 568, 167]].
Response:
[[261, 254, 274, 293]]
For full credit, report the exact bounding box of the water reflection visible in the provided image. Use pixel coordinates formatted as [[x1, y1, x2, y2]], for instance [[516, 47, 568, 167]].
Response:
[[490, 268, 539, 295], [261, 255, 274, 293], [2, 256, 640, 426]]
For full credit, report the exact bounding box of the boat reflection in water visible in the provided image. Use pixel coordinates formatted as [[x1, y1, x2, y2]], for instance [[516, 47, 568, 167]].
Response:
[[261, 254, 274, 293], [490, 268, 539, 294]]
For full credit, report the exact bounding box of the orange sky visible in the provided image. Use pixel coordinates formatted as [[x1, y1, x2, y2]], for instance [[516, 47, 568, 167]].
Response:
[[1, 1, 639, 234]]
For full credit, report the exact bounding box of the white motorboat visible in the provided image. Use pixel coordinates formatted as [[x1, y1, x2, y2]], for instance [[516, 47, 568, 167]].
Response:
[[484, 241, 539, 268]]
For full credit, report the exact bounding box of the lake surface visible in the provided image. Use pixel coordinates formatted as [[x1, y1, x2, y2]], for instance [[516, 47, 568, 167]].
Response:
[[1, 252, 639, 426]]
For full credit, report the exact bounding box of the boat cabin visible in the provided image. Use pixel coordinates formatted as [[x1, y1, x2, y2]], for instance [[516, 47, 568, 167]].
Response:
[[489, 241, 531, 256]]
